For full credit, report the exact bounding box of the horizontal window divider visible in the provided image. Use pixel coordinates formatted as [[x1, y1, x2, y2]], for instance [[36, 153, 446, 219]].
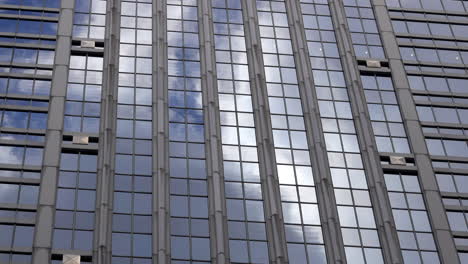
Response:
[[444, 204, 468, 212], [0, 32, 56, 40], [0, 139, 44, 147], [0, 127, 45, 135], [414, 100, 468, 109], [387, 7, 468, 17], [0, 104, 48, 112], [0, 217, 35, 225], [398, 41, 468, 52], [390, 15, 468, 25], [424, 133, 468, 141], [0, 176, 40, 185], [431, 156, 468, 163], [411, 89, 468, 98], [0, 203, 36, 211], [0, 41, 55, 50], [406, 69, 468, 79], [421, 121, 468, 129], [0, 13, 58, 22], [403, 60, 468, 69], [0, 4, 59, 13], [441, 192, 468, 199]]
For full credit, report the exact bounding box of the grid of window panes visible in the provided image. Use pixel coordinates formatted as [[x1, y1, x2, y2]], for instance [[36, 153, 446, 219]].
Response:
[[384, 172, 440, 263], [167, 0, 211, 262], [391, 19, 468, 42], [0, 45, 55, 75], [256, 1, 327, 263], [212, 0, 269, 263], [52, 152, 97, 251], [342, 0, 384, 59], [112, 0, 153, 262], [64, 54, 102, 133], [400, 46, 468, 66], [0, 18, 58, 36], [73, 0, 107, 39], [360, 75, 410, 153], [298, 1, 385, 263], [386, 0, 468, 12]]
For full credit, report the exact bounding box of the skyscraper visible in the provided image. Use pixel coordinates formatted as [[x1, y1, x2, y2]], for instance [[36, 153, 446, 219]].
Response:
[[0, 0, 467, 263]]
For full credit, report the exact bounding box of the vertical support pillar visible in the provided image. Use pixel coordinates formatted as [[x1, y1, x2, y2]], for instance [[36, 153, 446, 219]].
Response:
[[33, 0, 75, 263], [198, 1, 230, 263], [96, 0, 120, 263], [153, 0, 170, 263], [371, 0, 459, 262], [242, 1, 288, 262]]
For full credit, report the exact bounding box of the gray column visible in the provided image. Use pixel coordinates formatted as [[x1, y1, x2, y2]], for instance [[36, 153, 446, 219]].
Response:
[[372, 0, 460, 262], [326, 0, 404, 263], [153, 0, 170, 263], [32, 0, 75, 263], [242, 1, 288, 262], [95, 0, 119, 263], [198, 0, 231, 263]]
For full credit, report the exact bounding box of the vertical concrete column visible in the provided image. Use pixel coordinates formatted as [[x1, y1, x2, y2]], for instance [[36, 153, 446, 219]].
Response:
[[32, 0, 75, 263], [284, 1, 349, 263], [241, 1, 288, 262], [325, 0, 403, 263], [153, 0, 170, 263], [198, 1, 230, 263], [372, 0, 459, 262], [96, 0, 120, 263]]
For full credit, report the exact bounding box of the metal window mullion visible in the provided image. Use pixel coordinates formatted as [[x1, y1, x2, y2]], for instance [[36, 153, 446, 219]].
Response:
[[198, 0, 230, 263], [32, 0, 75, 263]]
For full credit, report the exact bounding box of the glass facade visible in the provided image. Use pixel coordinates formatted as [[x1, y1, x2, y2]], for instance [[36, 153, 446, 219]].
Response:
[[0, 0, 466, 263]]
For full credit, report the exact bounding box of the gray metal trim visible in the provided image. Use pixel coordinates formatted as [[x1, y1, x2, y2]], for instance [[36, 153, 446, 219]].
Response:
[[32, 0, 75, 263], [198, 0, 230, 263], [94, 0, 119, 263], [153, 0, 170, 262]]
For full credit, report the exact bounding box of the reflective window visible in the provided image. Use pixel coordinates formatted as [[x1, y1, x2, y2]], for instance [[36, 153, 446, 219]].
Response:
[[168, 0, 211, 262], [299, 0, 384, 262], [214, 0, 269, 262], [258, 0, 327, 263], [0, 224, 34, 248], [73, 0, 107, 39], [0, 18, 57, 35], [53, 152, 97, 251], [361, 75, 410, 153], [112, 0, 153, 262], [385, 173, 440, 262], [343, 0, 385, 59], [64, 55, 103, 133]]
